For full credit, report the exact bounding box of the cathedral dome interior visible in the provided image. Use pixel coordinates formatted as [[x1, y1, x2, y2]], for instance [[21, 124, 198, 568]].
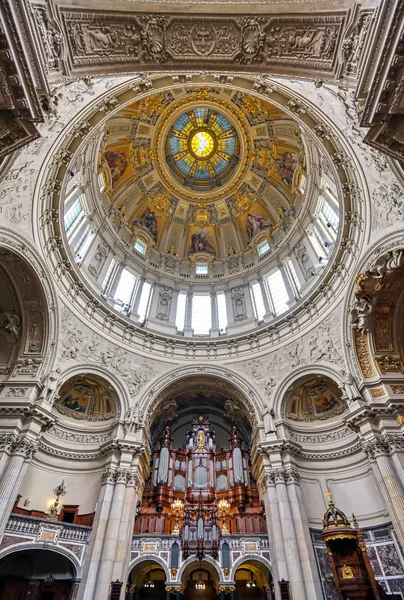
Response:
[[0, 0, 404, 599]]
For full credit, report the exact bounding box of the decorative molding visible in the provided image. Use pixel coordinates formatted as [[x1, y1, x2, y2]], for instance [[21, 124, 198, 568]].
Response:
[[61, 11, 345, 76]]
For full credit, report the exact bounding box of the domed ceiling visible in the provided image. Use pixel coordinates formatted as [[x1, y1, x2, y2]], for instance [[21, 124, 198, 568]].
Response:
[[99, 87, 306, 261]]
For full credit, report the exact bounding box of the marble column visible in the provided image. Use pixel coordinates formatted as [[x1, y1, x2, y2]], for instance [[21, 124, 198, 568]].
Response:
[[274, 470, 306, 600], [114, 472, 142, 598], [0, 438, 36, 542], [0, 434, 16, 480], [94, 468, 128, 598], [77, 467, 117, 600], [259, 278, 272, 320], [286, 471, 322, 599], [184, 289, 194, 336], [210, 291, 219, 336], [366, 439, 404, 545], [262, 475, 289, 587]]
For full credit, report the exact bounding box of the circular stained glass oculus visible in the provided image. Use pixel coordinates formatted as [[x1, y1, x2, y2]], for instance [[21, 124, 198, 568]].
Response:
[[190, 130, 216, 159], [165, 107, 240, 192]]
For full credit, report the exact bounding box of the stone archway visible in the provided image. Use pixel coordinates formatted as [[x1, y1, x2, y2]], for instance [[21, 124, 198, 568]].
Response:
[[0, 547, 78, 600], [233, 557, 273, 600], [126, 558, 167, 600], [180, 557, 222, 600]]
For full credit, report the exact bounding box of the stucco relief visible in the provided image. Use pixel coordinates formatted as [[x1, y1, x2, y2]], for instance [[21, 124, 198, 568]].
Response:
[[58, 306, 164, 398], [242, 311, 345, 394], [62, 11, 345, 73]]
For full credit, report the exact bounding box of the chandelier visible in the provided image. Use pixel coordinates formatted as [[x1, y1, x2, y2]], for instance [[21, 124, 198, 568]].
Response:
[[143, 573, 155, 588], [195, 577, 206, 590], [246, 570, 257, 588]]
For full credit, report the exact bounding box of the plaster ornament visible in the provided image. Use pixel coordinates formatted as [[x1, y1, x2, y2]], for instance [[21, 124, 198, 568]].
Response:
[[0, 312, 21, 340], [38, 369, 62, 406], [262, 408, 276, 434], [351, 295, 372, 334], [124, 406, 144, 433]]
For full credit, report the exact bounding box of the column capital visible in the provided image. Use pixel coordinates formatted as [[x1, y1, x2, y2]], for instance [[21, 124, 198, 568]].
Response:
[[362, 435, 404, 459], [0, 433, 18, 454], [11, 437, 37, 459], [260, 467, 300, 489]]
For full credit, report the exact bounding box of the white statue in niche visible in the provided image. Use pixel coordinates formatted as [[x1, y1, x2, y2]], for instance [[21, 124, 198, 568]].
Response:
[[339, 369, 362, 402], [39, 368, 62, 406], [262, 408, 276, 433]]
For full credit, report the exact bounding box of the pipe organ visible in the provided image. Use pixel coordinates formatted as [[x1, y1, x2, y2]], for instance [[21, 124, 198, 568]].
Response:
[[134, 415, 266, 552]]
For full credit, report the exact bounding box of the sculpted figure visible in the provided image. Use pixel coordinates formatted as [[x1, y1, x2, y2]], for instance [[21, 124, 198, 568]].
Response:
[[39, 368, 62, 405], [351, 295, 372, 333], [339, 369, 361, 402], [0, 312, 21, 339], [125, 406, 143, 433], [262, 408, 276, 434]]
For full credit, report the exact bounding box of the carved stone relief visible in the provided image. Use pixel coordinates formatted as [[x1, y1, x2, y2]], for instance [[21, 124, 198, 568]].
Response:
[[231, 287, 247, 322], [58, 306, 163, 398], [156, 287, 172, 322], [61, 10, 345, 75], [88, 241, 109, 279]]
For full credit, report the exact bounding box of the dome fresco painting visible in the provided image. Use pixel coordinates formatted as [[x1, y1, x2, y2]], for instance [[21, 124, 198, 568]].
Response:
[[61, 82, 343, 340]]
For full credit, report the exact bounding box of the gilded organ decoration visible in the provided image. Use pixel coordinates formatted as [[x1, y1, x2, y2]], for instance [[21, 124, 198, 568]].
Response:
[[55, 376, 115, 421], [134, 415, 265, 548]]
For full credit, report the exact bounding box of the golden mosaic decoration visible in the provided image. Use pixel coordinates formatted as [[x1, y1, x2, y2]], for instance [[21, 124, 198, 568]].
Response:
[[354, 331, 376, 378]]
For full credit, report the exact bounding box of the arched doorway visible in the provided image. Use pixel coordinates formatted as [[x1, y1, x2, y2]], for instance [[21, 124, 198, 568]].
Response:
[[181, 560, 220, 600], [234, 560, 274, 600], [126, 560, 166, 600], [0, 549, 76, 600]]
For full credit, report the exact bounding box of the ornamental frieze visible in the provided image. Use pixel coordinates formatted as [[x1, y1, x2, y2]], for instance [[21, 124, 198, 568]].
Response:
[[61, 11, 346, 74]]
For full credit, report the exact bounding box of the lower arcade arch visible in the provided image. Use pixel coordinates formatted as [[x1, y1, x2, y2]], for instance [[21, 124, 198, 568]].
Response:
[[126, 559, 167, 599], [233, 559, 274, 600], [0, 548, 77, 600]]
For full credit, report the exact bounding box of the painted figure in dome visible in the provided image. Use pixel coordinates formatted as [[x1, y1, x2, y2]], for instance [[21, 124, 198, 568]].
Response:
[[132, 208, 158, 242], [274, 152, 300, 187], [188, 230, 216, 255], [104, 150, 128, 185], [246, 212, 273, 242]]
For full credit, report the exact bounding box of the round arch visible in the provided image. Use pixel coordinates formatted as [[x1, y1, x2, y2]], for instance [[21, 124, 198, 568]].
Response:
[[0, 228, 59, 378], [55, 363, 130, 421], [138, 365, 265, 430], [271, 363, 350, 422], [178, 555, 223, 586], [0, 542, 81, 579], [230, 554, 273, 582], [127, 554, 170, 582], [342, 230, 404, 383]]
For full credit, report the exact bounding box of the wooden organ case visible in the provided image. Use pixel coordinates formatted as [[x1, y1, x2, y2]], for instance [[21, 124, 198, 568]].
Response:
[[134, 415, 266, 556]]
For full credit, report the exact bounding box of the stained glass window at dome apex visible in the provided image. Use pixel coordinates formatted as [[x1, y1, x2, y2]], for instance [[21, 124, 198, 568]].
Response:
[[165, 107, 240, 191]]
